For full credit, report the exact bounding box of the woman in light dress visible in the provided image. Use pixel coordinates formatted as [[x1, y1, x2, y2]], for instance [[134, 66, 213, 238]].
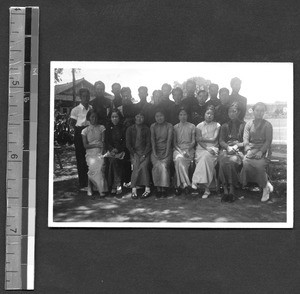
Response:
[[192, 107, 220, 198], [173, 107, 196, 195], [81, 109, 108, 197], [150, 109, 173, 198], [240, 102, 273, 202]]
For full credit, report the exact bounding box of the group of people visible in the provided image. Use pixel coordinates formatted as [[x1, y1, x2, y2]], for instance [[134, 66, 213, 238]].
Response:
[[69, 77, 273, 203]]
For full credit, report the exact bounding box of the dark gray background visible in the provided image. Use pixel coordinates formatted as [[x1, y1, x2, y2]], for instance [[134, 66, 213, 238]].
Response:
[[0, 1, 299, 293]]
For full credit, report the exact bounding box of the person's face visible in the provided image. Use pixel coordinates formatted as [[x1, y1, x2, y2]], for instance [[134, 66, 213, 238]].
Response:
[[112, 85, 121, 96], [162, 85, 171, 98], [172, 91, 183, 104], [231, 80, 241, 93], [228, 107, 239, 121], [179, 110, 188, 123], [95, 84, 105, 96], [111, 112, 120, 125], [155, 112, 165, 124], [209, 86, 218, 97], [219, 91, 229, 105], [205, 110, 214, 122], [89, 112, 98, 125], [80, 92, 90, 105], [253, 105, 265, 120], [186, 82, 196, 96], [135, 114, 144, 125], [197, 92, 208, 105], [153, 92, 162, 105], [138, 89, 148, 100], [121, 90, 132, 103]]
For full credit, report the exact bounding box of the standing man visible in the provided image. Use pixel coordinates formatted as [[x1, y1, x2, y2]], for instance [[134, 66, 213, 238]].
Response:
[[190, 90, 209, 125], [135, 86, 152, 127], [181, 79, 198, 119], [206, 83, 221, 109], [170, 87, 184, 125], [215, 87, 231, 124], [70, 88, 92, 191], [160, 83, 175, 123], [111, 82, 122, 109], [91, 81, 111, 125], [229, 77, 247, 121]]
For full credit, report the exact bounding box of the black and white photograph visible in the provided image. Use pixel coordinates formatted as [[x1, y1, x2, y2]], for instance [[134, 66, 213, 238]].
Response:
[[49, 61, 293, 228]]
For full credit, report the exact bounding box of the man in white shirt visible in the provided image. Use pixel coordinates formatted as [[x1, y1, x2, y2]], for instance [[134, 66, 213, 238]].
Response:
[[70, 88, 93, 191]]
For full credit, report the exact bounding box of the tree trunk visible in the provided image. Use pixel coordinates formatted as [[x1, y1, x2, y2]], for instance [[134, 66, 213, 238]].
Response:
[[72, 68, 76, 107]]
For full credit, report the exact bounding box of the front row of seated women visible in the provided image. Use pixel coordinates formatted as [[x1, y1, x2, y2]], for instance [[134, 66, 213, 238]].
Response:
[[81, 101, 273, 203]]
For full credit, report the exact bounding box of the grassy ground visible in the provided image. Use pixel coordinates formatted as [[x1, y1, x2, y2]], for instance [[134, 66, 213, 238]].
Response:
[[53, 145, 287, 223]]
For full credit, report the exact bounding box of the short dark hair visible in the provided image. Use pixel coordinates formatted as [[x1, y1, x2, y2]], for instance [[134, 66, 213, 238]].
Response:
[[94, 81, 105, 89], [252, 102, 267, 112], [161, 83, 172, 91], [172, 87, 183, 96], [86, 109, 99, 122], [78, 88, 90, 98], [121, 87, 131, 94], [197, 89, 208, 96], [206, 105, 215, 113], [108, 108, 124, 120], [154, 107, 166, 117], [209, 83, 219, 90], [219, 87, 229, 94], [230, 77, 242, 86], [138, 86, 148, 92], [111, 83, 121, 89]]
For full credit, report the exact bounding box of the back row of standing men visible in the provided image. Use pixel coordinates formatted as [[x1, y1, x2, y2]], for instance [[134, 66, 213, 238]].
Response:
[[90, 77, 247, 127]]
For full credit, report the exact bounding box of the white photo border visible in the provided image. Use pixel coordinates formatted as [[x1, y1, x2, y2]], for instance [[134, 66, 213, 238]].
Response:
[[48, 61, 294, 228]]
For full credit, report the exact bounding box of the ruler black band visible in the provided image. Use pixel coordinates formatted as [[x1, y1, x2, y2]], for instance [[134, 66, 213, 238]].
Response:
[[25, 8, 32, 35]]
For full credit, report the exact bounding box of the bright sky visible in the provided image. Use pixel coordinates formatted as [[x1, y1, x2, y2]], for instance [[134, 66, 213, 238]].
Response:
[[52, 62, 293, 104]]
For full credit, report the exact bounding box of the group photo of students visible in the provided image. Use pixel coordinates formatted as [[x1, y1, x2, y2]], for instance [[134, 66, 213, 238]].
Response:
[[69, 76, 274, 204]]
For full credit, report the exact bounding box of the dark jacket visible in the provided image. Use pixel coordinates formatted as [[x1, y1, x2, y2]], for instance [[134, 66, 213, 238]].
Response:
[[105, 123, 126, 153], [126, 124, 151, 156]]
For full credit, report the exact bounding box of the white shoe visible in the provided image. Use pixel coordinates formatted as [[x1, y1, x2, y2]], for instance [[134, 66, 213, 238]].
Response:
[[202, 190, 211, 199], [80, 187, 88, 192], [261, 182, 273, 202]]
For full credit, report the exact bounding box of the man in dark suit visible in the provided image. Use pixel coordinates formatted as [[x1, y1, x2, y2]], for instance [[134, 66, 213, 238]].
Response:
[[229, 77, 247, 121]]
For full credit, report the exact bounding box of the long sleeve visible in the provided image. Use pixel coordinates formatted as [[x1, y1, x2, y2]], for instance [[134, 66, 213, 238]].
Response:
[[143, 127, 152, 156], [243, 121, 251, 152], [260, 121, 273, 154], [219, 124, 229, 149], [126, 126, 134, 155]]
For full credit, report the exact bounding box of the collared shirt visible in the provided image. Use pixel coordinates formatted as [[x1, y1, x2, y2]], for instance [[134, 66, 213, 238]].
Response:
[[70, 103, 92, 127]]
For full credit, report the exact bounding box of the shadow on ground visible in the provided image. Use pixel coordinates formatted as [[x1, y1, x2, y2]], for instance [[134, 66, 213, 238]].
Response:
[[53, 178, 286, 223]]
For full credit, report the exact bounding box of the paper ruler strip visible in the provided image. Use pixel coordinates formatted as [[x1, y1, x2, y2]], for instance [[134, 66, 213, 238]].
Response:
[[5, 6, 39, 290]]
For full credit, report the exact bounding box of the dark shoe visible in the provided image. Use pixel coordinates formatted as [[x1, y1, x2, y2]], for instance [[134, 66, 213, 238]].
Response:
[[116, 194, 123, 199], [131, 192, 138, 199], [227, 193, 235, 203], [174, 188, 182, 196], [184, 187, 190, 196], [156, 191, 162, 198], [141, 191, 151, 199], [161, 191, 168, 198], [221, 194, 229, 202]]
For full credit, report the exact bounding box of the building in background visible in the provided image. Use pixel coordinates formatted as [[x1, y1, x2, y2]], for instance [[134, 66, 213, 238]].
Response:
[[55, 78, 113, 114]]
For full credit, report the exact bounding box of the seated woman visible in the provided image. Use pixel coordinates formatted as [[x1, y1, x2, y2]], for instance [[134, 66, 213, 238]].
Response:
[[173, 107, 196, 195], [218, 103, 245, 202], [81, 109, 108, 197], [126, 112, 152, 199], [240, 102, 273, 202], [192, 107, 220, 198], [150, 109, 173, 198], [105, 109, 126, 197]]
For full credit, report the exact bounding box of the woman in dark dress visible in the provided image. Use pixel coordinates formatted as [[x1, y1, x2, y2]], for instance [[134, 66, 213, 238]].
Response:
[[126, 112, 152, 199], [105, 109, 126, 197], [218, 103, 245, 202], [240, 102, 273, 202]]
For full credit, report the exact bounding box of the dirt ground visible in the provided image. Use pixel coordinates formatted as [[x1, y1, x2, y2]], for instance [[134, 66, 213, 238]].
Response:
[[53, 146, 287, 223]]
